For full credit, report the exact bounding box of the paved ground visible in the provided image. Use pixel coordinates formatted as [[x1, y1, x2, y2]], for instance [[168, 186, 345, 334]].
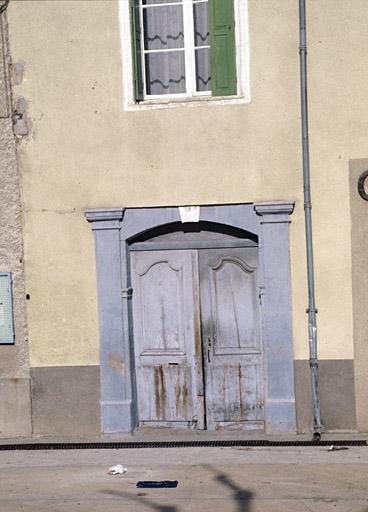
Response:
[[1, 439, 368, 511]]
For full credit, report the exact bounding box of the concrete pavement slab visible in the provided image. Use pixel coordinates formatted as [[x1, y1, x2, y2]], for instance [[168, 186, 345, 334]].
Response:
[[1, 446, 368, 511]]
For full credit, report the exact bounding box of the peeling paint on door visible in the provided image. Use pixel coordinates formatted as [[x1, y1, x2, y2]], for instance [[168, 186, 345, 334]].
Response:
[[130, 246, 264, 430]]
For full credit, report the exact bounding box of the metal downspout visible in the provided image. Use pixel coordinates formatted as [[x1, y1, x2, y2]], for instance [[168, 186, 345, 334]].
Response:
[[298, 0, 322, 439]]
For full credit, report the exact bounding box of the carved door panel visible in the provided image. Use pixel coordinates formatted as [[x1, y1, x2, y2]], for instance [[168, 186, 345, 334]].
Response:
[[131, 250, 203, 428], [199, 248, 264, 430]]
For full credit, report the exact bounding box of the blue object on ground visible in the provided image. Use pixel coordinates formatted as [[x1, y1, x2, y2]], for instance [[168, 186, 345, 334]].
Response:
[[136, 481, 179, 488]]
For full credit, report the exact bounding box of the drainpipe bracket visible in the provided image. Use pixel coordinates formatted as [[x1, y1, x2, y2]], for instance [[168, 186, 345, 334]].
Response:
[[309, 358, 319, 369]]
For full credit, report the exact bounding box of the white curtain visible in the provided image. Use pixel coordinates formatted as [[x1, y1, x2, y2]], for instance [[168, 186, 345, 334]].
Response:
[[143, 2, 186, 94], [143, 0, 211, 95]]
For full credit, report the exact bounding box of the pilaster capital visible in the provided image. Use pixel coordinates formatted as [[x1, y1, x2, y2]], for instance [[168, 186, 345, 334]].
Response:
[[85, 208, 125, 230], [254, 202, 295, 223]]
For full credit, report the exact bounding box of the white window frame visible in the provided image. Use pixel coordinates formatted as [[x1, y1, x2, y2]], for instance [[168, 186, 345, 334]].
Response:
[[119, 0, 250, 110]]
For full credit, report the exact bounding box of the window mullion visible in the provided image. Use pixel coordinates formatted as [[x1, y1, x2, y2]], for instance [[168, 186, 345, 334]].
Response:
[[182, 0, 195, 96], [139, 0, 148, 98]]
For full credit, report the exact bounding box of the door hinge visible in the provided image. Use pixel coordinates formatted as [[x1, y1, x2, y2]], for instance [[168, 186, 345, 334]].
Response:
[[121, 287, 133, 299]]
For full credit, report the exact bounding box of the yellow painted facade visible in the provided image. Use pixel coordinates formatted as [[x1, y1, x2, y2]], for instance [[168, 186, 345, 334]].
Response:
[[7, 0, 365, 372]]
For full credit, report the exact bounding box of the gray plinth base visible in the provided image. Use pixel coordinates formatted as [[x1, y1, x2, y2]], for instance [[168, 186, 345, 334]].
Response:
[[101, 400, 134, 433], [265, 399, 297, 434]]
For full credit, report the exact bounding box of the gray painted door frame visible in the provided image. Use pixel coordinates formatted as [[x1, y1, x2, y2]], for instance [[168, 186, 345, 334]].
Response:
[[85, 202, 296, 434]]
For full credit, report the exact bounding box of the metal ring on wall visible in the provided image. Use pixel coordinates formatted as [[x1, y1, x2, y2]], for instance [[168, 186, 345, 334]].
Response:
[[358, 170, 368, 201]]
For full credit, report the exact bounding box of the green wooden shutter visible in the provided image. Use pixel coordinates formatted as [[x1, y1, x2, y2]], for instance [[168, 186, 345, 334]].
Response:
[[208, 0, 237, 96], [0, 273, 14, 344], [130, 0, 144, 102]]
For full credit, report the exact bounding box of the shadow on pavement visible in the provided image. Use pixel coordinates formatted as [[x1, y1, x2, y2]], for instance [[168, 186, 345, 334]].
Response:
[[100, 489, 178, 512], [201, 464, 253, 512], [100, 467, 253, 512], [214, 471, 253, 512]]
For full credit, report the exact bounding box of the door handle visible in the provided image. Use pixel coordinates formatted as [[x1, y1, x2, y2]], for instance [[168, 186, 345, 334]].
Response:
[[207, 337, 211, 364]]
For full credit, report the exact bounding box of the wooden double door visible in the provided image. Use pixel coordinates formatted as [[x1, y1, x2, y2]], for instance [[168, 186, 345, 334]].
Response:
[[130, 246, 264, 430]]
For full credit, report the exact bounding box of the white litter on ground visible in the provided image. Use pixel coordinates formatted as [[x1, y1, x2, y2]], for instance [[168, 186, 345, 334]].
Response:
[[328, 445, 349, 452], [107, 464, 128, 475]]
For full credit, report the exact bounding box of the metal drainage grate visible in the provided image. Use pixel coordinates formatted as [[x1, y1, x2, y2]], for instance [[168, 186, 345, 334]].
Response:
[[0, 439, 366, 450]]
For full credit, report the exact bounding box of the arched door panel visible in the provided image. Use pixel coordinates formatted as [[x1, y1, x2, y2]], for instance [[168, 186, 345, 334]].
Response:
[[199, 248, 264, 430], [131, 250, 203, 428]]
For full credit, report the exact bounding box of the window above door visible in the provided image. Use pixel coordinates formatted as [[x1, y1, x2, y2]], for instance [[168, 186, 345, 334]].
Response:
[[119, 0, 250, 110]]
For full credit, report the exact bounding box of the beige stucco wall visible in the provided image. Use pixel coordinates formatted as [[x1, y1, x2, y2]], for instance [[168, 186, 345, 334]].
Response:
[[7, 0, 365, 368], [0, 12, 31, 437]]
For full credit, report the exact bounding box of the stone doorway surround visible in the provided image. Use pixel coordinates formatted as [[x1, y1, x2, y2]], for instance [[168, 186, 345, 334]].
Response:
[[85, 202, 296, 434]]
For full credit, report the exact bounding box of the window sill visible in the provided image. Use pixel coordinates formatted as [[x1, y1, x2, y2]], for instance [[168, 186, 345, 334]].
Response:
[[124, 94, 250, 112]]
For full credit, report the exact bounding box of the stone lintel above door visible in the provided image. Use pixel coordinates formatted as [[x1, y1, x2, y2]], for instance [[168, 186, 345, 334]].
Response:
[[85, 202, 296, 434]]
